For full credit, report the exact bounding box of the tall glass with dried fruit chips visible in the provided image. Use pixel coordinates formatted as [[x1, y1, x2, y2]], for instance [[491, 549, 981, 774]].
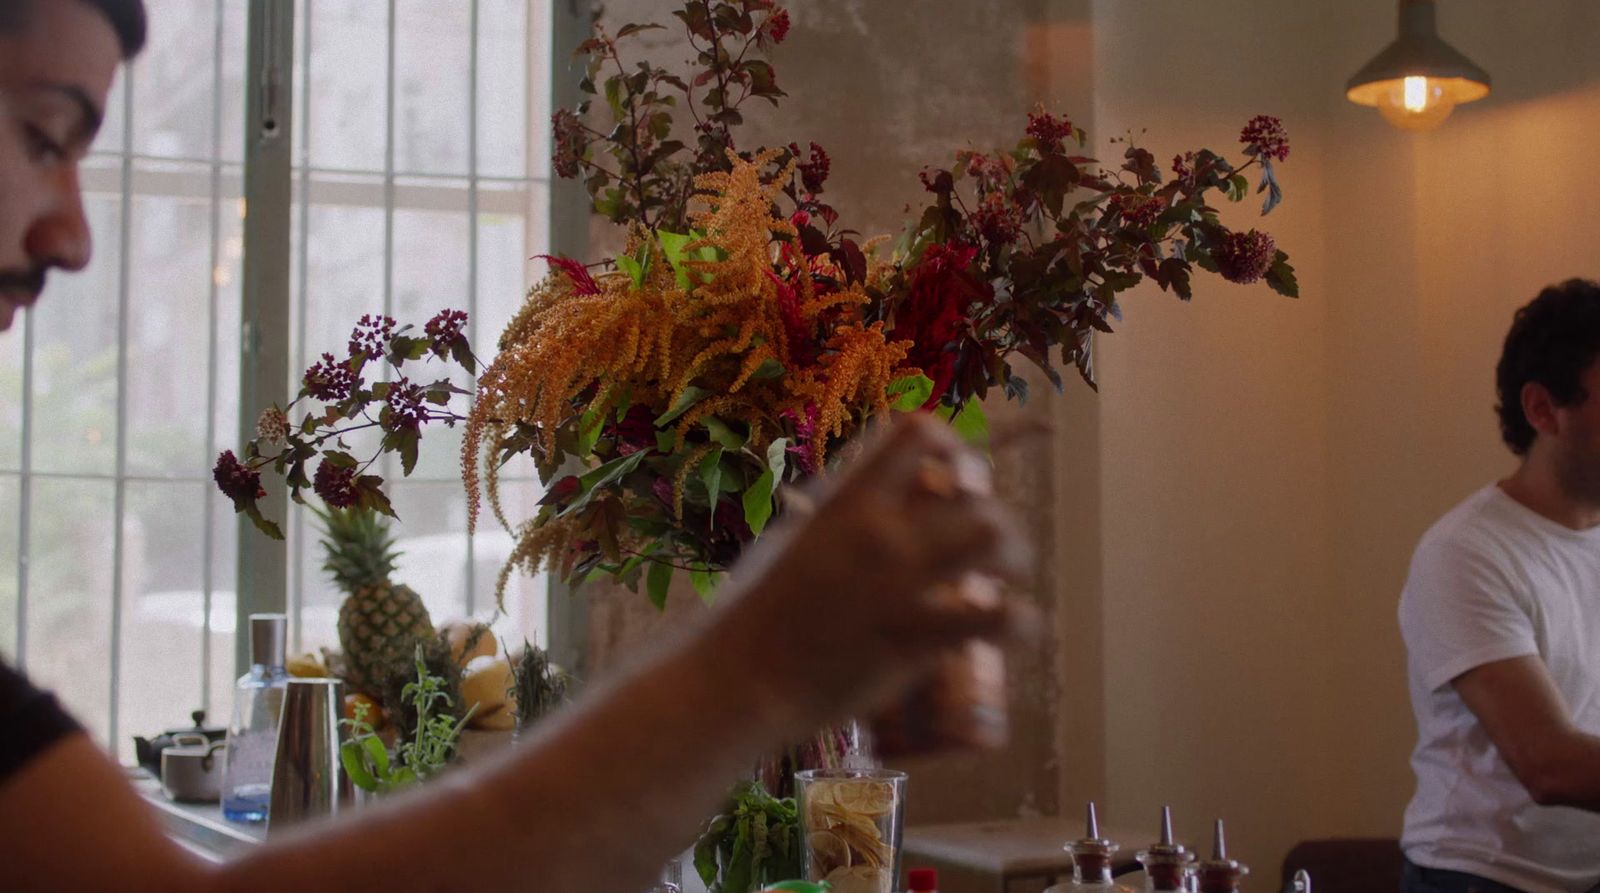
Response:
[[796, 768, 906, 893]]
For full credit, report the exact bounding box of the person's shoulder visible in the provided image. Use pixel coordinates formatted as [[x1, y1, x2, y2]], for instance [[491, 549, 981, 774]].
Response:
[[1416, 485, 1518, 556]]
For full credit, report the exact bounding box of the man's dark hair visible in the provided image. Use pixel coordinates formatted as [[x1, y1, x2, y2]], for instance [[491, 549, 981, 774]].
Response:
[[0, 0, 146, 58], [1495, 279, 1600, 455]]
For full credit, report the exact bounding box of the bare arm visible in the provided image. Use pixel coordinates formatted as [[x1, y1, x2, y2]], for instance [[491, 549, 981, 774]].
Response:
[[1453, 655, 1600, 810], [0, 414, 1030, 893]]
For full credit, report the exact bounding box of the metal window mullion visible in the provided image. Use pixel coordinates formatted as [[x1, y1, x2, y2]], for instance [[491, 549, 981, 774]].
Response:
[[201, 0, 226, 714], [291, 0, 314, 654], [546, 0, 591, 669], [379, 0, 396, 485], [14, 310, 33, 669], [237, 0, 295, 674], [464, 0, 480, 617], [109, 64, 135, 751]]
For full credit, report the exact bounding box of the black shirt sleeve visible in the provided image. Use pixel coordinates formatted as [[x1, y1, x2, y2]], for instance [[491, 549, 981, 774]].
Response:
[[0, 658, 82, 784]]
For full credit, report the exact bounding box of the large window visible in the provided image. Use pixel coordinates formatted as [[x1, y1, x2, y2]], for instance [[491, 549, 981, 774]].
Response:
[[0, 0, 553, 761]]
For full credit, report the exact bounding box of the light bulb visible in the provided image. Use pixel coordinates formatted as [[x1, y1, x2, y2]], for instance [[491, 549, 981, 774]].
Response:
[[1376, 75, 1455, 130]]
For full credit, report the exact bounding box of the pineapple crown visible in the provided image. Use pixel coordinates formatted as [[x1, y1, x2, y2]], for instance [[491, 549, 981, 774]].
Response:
[[315, 505, 401, 591]]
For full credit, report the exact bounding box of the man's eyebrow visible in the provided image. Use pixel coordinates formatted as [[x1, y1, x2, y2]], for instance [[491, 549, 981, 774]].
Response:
[[26, 81, 105, 141]]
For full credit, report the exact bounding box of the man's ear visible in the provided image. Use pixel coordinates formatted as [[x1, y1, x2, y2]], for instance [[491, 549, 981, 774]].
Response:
[[1522, 381, 1561, 441]]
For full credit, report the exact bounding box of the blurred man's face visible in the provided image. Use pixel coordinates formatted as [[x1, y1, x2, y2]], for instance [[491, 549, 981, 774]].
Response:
[[0, 2, 121, 331]]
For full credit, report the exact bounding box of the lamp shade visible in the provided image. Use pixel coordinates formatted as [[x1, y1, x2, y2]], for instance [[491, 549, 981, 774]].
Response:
[[1346, 0, 1490, 130]]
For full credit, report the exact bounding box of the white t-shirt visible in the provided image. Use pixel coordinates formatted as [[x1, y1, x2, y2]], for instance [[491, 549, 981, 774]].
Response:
[[1400, 484, 1600, 893]]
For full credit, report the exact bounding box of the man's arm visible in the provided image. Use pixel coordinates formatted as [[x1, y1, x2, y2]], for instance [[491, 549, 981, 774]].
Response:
[[0, 414, 1031, 893], [1454, 655, 1600, 810]]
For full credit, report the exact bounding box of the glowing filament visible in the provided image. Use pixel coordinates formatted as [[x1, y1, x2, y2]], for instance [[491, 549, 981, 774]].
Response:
[[1403, 76, 1429, 112]]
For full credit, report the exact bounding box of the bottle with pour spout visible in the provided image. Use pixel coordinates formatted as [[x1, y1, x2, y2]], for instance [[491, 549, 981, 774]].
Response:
[[1044, 802, 1136, 892], [1135, 807, 1195, 892], [1194, 820, 1249, 893]]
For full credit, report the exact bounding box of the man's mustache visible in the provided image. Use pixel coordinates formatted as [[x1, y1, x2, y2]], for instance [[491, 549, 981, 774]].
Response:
[[0, 267, 46, 296]]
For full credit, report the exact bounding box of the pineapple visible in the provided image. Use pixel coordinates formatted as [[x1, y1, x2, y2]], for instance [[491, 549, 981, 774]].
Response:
[[317, 507, 436, 696]]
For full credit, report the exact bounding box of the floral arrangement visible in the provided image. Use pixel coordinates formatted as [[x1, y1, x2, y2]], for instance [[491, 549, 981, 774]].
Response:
[[216, 0, 1296, 609]]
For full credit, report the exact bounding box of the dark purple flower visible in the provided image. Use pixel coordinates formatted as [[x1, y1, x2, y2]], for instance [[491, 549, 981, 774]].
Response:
[[214, 450, 265, 502], [313, 459, 358, 508], [424, 309, 468, 357], [1240, 115, 1290, 162], [1215, 229, 1277, 284], [384, 377, 429, 432], [304, 352, 357, 402], [1172, 151, 1197, 183], [552, 108, 586, 179], [348, 314, 396, 361]]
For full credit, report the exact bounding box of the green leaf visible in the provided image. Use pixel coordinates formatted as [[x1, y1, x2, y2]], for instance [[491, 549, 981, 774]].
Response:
[[950, 398, 990, 448], [576, 403, 605, 456], [361, 732, 391, 778], [398, 427, 420, 477], [750, 357, 785, 380], [615, 254, 643, 286], [690, 568, 718, 605], [243, 502, 285, 540], [561, 450, 652, 518], [887, 373, 936, 412], [701, 416, 746, 450], [1225, 173, 1249, 203], [741, 438, 789, 538], [655, 386, 710, 427], [698, 447, 724, 507], [321, 450, 359, 469], [340, 740, 379, 792], [1265, 250, 1299, 298], [743, 469, 776, 537], [646, 561, 673, 610], [657, 230, 694, 289], [616, 22, 665, 38]]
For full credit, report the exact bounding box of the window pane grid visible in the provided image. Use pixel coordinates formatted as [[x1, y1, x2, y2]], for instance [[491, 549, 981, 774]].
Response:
[[287, 0, 546, 652], [6, 1, 549, 750]]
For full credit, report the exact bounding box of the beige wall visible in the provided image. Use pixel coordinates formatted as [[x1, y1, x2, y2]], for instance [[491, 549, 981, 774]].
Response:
[[583, 0, 1600, 883], [1075, 0, 1600, 877]]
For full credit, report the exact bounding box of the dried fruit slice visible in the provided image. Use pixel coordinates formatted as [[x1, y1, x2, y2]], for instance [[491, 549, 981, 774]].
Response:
[[834, 779, 895, 817], [823, 865, 891, 893], [807, 830, 851, 875]]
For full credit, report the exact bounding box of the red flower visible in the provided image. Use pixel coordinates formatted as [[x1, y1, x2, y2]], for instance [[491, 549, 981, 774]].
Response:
[[538, 255, 601, 296], [538, 475, 582, 507], [782, 404, 821, 475], [767, 270, 818, 368], [304, 352, 356, 402], [313, 459, 358, 509], [787, 141, 830, 194], [1112, 191, 1163, 229], [1215, 229, 1277, 284], [767, 8, 791, 44], [1026, 106, 1074, 154], [610, 404, 659, 456], [1240, 115, 1290, 162], [890, 242, 989, 407], [214, 450, 265, 502], [972, 192, 1023, 246]]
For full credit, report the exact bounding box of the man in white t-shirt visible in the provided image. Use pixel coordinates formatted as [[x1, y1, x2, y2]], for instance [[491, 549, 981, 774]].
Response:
[[1401, 279, 1600, 893]]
